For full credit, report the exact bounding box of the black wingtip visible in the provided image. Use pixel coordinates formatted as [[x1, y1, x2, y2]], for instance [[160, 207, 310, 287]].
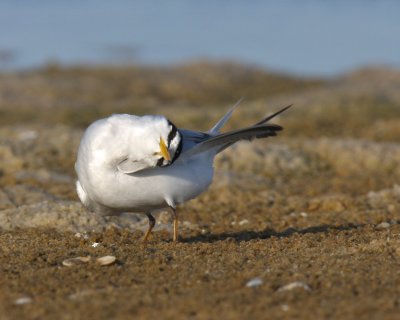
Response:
[[254, 104, 293, 126]]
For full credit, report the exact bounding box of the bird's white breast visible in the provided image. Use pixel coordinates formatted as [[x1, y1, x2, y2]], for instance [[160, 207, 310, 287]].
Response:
[[75, 115, 215, 214]]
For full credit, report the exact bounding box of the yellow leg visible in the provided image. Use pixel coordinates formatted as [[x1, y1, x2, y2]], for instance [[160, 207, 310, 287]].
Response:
[[170, 207, 178, 242], [142, 213, 156, 242]]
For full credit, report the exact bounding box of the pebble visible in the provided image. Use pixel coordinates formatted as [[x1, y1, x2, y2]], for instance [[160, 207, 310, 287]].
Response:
[[17, 129, 38, 141], [74, 232, 89, 239], [281, 304, 290, 312], [14, 297, 32, 305], [376, 222, 390, 230], [277, 281, 311, 292], [91, 242, 100, 248], [238, 219, 249, 226], [96, 255, 116, 266], [289, 212, 308, 218], [246, 277, 263, 287], [62, 256, 91, 267], [62, 255, 116, 267]]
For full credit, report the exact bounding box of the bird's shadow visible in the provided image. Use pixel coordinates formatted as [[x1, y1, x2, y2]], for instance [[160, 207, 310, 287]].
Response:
[[183, 223, 362, 244]]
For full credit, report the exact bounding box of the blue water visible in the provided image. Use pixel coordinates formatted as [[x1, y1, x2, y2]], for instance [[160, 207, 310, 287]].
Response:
[[0, 0, 399, 75]]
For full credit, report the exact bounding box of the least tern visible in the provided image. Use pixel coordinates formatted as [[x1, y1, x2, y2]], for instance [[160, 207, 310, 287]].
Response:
[[75, 103, 291, 241]]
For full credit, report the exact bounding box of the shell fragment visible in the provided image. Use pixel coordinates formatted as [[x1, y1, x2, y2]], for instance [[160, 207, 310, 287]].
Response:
[[96, 255, 116, 266]]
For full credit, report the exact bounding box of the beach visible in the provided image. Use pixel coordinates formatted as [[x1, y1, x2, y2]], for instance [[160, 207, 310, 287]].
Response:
[[1, 63, 400, 319]]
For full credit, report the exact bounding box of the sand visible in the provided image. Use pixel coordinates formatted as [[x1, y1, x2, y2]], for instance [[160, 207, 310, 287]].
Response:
[[1, 63, 400, 319]]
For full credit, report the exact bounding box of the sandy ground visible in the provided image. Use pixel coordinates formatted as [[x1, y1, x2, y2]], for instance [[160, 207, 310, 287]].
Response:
[[1, 63, 400, 319]]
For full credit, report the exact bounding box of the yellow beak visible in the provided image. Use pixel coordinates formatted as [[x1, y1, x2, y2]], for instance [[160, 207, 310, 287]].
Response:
[[159, 138, 171, 161]]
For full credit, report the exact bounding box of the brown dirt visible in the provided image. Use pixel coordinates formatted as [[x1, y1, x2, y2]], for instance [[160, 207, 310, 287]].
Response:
[[1, 63, 400, 319]]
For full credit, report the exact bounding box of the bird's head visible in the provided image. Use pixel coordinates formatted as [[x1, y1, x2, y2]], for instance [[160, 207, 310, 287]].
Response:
[[118, 115, 183, 172], [152, 118, 182, 167], [93, 114, 183, 174]]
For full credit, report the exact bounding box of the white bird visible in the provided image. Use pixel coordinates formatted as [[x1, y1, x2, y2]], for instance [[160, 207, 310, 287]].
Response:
[[75, 103, 291, 241]]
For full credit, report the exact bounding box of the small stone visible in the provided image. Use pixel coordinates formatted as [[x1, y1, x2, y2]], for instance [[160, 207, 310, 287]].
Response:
[[17, 129, 38, 141], [246, 277, 263, 287], [74, 233, 89, 239], [376, 222, 390, 230], [91, 242, 100, 248], [96, 255, 116, 266], [238, 219, 249, 226], [14, 297, 32, 305], [225, 237, 235, 243], [277, 281, 311, 292], [62, 256, 91, 267], [281, 304, 290, 312]]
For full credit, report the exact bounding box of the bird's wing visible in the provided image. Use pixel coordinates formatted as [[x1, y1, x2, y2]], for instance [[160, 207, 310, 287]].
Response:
[[212, 104, 293, 153], [179, 129, 211, 143], [252, 104, 292, 126], [180, 124, 282, 159], [178, 129, 211, 153], [178, 99, 242, 152], [179, 104, 292, 159]]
